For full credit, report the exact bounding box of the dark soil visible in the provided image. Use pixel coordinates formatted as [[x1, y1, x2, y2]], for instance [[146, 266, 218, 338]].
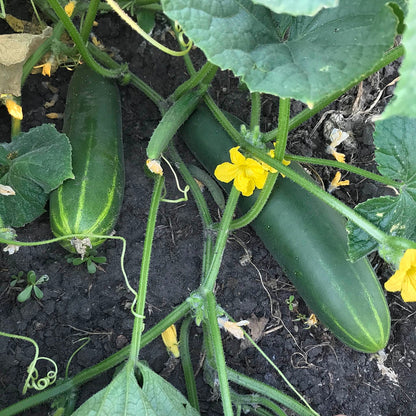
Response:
[[1, 4, 415, 416]]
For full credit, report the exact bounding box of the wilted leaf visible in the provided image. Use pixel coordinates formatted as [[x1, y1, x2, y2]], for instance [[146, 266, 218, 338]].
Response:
[[0, 26, 52, 96]]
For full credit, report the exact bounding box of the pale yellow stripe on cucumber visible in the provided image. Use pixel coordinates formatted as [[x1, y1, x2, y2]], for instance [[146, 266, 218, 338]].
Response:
[[74, 128, 94, 231], [53, 185, 73, 235], [88, 156, 120, 233], [324, 262, 386, 351]]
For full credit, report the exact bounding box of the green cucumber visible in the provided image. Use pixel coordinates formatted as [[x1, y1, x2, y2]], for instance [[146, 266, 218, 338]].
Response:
[[146, 90, 203, 161], [49, 65, 124, 252], [180, 105, 390, 353]]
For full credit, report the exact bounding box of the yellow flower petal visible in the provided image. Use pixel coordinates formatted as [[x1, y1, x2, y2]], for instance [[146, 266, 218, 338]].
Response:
[[234, 172, 255, 196], [401, 275, 416, 302], [5, 99, 23, 120], [385, 249, 416, 302], [214, 162, 238, 183], [384, 269, 405, 292], [64, 1, 76, 17], [229, 146, 246, 165], [333, 151, 346, 163], [161, 324, 180, 358]]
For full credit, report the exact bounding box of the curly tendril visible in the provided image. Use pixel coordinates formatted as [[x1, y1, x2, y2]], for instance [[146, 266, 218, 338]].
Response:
[[0, 331, 58, 394]]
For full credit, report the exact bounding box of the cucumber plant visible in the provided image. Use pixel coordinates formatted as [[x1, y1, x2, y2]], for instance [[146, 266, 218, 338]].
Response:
[[1, 1, 416, 416]]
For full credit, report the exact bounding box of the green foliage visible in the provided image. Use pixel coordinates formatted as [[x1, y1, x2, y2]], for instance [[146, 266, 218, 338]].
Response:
[[0, 124, 73, 228], [66, 249, 107, 274], [10, 270, 49, 302], [252, 0, 339, 16], [71, 364, 199, 416], [347, 116, 416, 263], [162, 0, 398, 106]]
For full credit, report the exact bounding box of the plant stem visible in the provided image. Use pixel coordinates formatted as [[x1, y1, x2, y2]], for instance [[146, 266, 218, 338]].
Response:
[[274, 98, 290, 161], [170, 61, 218, 102], [263, 44, 405, 141], [201, 186, 240, 293], [129, 175, 164, 365], [204, 94, 243, 146], [179, 316, 200, 411], [227, 97, 290, 231], [227, 367, 318, 416], [22, 22, 66, 84], [46, 0, 124, 78], [0, 300, 191, 416], [87, 43, 166, 112], [205, 292, 234, 416], [80, 0, 100, 42], [250, 92, 261, 130], [284, 154, 400, 187], [244, 145, 396, 247]]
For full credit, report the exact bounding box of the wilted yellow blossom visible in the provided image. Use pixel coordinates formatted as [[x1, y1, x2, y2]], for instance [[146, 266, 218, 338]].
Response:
[[327, 171, 350, 193], [3, 97, 23, 120], [326, 128, 349, 163], [217, 317, 249, 339], [161, 324, 180, 358]]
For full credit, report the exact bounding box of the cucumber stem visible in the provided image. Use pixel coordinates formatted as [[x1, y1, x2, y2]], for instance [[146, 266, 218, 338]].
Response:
[[250, 92, 261, 130], [284, 154, 400, 187], [129, 175, 164, 365], [46, 0, 124, 78], [201, 186, 240, 293], [205, 292, 234, 416], [80, 0, 100, 43]]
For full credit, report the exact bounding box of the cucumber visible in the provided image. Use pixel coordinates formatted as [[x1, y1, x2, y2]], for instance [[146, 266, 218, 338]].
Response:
[[49, 65, 124, 252], [180, 105, 390, 353], [146, 90, 203, 161]]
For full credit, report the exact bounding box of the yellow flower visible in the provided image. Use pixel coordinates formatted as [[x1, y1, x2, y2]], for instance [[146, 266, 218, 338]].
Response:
[[384, 249, 416, 302], [4, 99, 23, 120], [64, 1, 76, 17], [327, 171, 350, 193], [161, 324, 180, 358], [215, 146, 268, 196]]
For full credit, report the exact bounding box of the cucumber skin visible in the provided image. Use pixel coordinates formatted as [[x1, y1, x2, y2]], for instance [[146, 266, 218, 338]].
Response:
[[49, 65, 125, 252], [180, 105, 390, 353]]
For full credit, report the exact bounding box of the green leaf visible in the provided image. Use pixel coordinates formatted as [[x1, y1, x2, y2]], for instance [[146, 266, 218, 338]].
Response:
[[136, 8, 156, 34], [72, 366, 157, 416], [251, 0, 339, 16], [33, 286, 43, 300], [27, 270, 36, 285], [162, 0, 398, 105], [0, 124, 73, 227], [138, 362, 199, 416], [347, 116, 416, 261], [17, 286, 32, 303], [381, 0, 416, 119]]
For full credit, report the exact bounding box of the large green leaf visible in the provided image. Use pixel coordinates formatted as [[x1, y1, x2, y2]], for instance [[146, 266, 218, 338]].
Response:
[[138, 362, 199, 416], [252, 0, 338, 16], [381, 0, 416, 119], [72, 363, 199, 416], [347, 116, 416, 262], [72, 366, 157, 416], [162, 0, 398, 106], [0, 124, 73, 227]]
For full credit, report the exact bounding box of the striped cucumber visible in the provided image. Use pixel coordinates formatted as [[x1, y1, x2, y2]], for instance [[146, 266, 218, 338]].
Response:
[[180, 105, 390, 353], [49, 64, 124, 252]]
